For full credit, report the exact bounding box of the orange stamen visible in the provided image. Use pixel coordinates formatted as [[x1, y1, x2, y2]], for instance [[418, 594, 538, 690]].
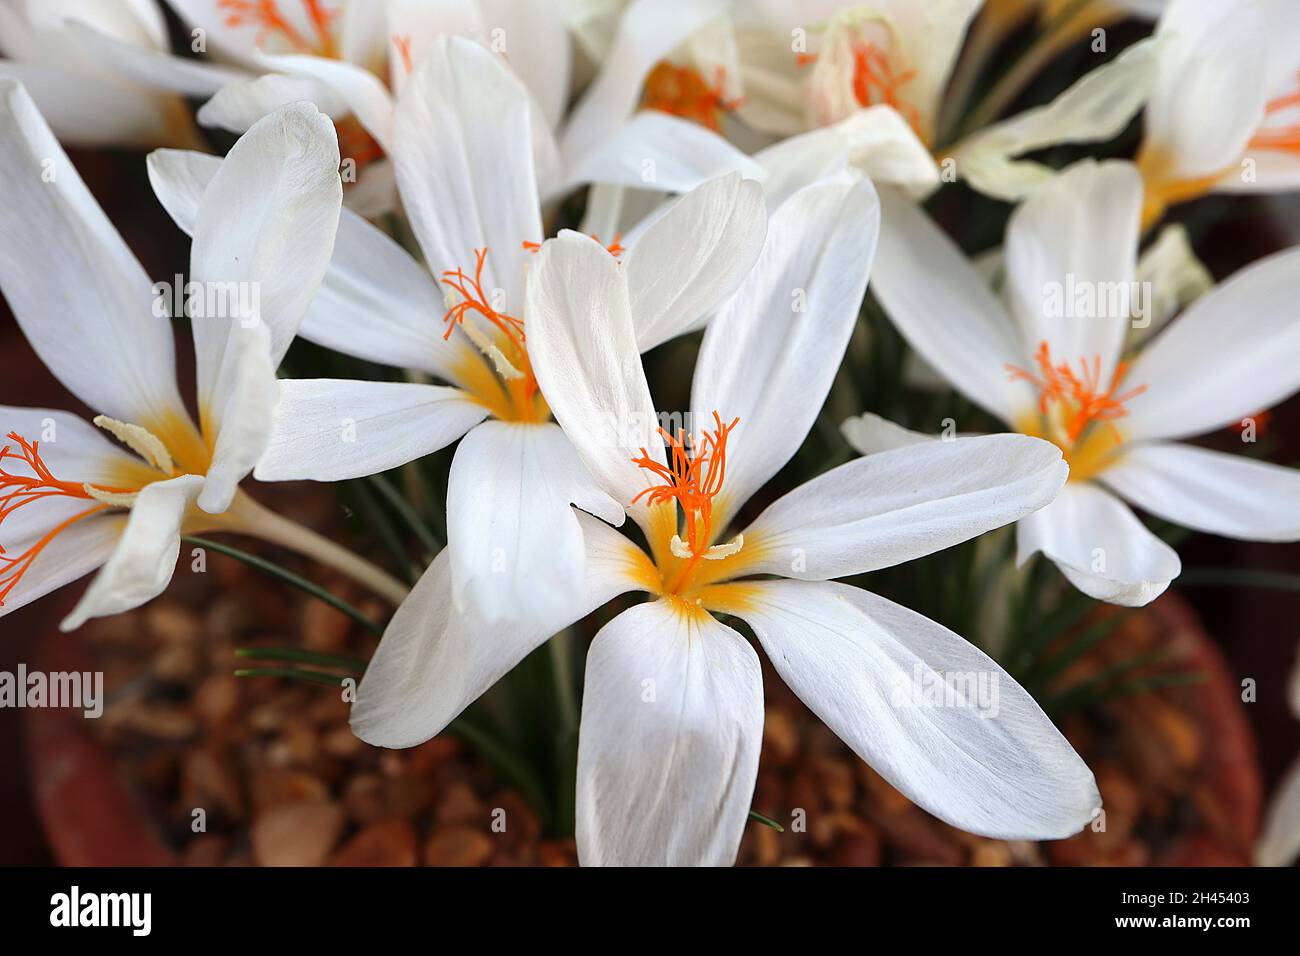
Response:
[[392, 33, 414, 75], [218, 0, 338, 57], [441, 247, 539, 402], [1249, 73, 1300, 157], [641, 62, 742, 132], [0, 505, 108, 608], [631, 411, 738, 565], [522, 235, 625, 258], [849, 42, 920, 132], [1006, 342, 1146, 445], [0, 432, 130, 607]]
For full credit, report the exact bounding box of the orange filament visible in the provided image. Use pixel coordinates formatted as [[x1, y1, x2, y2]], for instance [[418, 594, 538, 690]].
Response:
[[441, 248, 526, 347], [1006, 341, 1147, 446], [441, 247, 539, 406], [219, 0, 339, 57], [631, 411, 738, 580], [0, 433, 130, 607], [1249, 74, 1300, 157], [641, 62, 742, 132], [522, 235, 625, 258], [0, 504, 108, 608], [850, 43, 920, 132], [798, 42, 922, 135], [392, 33, 414, 74]]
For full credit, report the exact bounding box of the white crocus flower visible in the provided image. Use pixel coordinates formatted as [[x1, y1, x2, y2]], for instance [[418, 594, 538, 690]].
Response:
[[578, 0, 1161, 207], [869, 158, 1300, 606], [147, 37, 767, 624], [0, 85, 398, 628], [352, 175, 1096, 866], [1137, 0, 1300, 228], [152, 0, 572, 213], [0, 0, 237, 148]]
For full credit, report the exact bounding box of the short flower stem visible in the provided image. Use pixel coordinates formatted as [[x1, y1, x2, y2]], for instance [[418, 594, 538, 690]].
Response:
[[215, 493, 411, 605]]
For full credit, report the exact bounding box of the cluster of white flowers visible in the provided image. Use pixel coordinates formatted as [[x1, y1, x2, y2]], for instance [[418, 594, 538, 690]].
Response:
[[1, 0, 1298, 867]]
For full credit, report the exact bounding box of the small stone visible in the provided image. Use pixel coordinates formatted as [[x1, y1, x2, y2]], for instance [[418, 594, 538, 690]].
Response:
[[127, 703, 197, 740], [763, 707, 799, 766], [829, 831, 881, 867], [153, 642, 199, 683], [537, 839, 578, 867], [342, 775, 387, 825], [181, 747, 244, 820], [251, 769, 329, 810], [435, 780, 485, 826], [301, 599, 352, 652], [323, 725, 364, 759], [146, 604, 201, 644], [182, 835, 230, 867], [812, 756, 855, 810], [329, 820, 418, 866], [252, 802, 345, 867], [194, 675, 240, 728], [970, 841, 1013, 867], [424, 825, 493, 867]]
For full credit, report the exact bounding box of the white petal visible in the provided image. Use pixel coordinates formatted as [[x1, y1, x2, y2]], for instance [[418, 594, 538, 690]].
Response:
[[564, 110, 764, 195], [576, 599, 763, 866], [738, 434, 1065, 580], [147, 148, 465, 380], [0, 61, 189, 148], [161, 0, 283, 68], [1257, 753, 1300, 867], [560, 0, 730, 170], [447, 421, 623, 623], [1002, 160, 1142, 391], [393, 36, 541, 319], [0, 507, 123, 620], [197, 72, 348, 133], [1218, 148, 1300, 194], [1123, 247, 1300, 442], [0, 79, 184, 425], [840, 411, 933, 456], [305, 209, 480, 382], [479, 0, 572, 130], [195, 321, 276, 515], [343, 156, 399, 216], [526, 231, 663, 519], [60, 473, 204, 631], [625, 173, 767, 352], [190, 102, 342, 434], [255, 379, 487, 482], [350, 513, 649, 748], [690, 177, 880, 531], [1146, 0, 1268, 181], [712, 580, 1099, 840], [1130, 223, 1213, 348], [1017, 481, 1180, 607], [1101, 443, 1300, 542], [146, 147, 220, 234], [871, 185, 1029, 423], [0, 406, 147, 489], [954, 39, 1159, 201], [254, 51, 395, 152], [64, 19, 243, 97]]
